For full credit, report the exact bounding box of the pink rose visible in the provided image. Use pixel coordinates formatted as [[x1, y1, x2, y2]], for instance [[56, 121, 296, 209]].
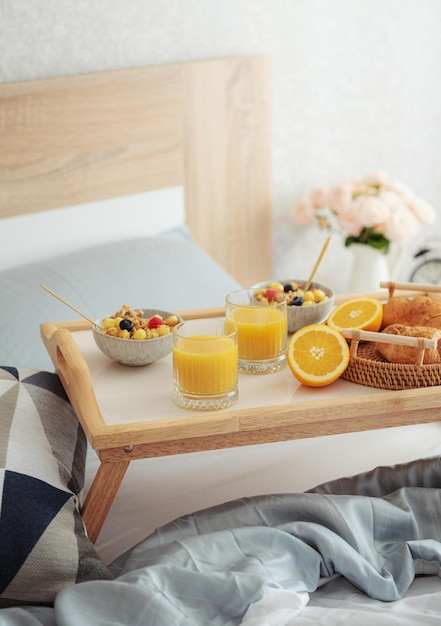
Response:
[[292, 197, 315, 225], [310, 187, 329, 210], [379, 190, 406, 213], [354, 195, 390, 228], [362, 170, 391, 186], [409, 198, 436, 224], [335, 215, 363, 236], [328, 183, 353, 215], [389, 179, 413, 199], [383, 206, 420, 242]]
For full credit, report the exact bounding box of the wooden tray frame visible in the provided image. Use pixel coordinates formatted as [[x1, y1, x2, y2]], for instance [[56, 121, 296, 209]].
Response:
[[40, 295, 441, 542]]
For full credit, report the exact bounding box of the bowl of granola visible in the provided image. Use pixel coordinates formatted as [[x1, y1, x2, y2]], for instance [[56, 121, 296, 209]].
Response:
[[252, 279, 335, 333], [92, 305, 183, 366]]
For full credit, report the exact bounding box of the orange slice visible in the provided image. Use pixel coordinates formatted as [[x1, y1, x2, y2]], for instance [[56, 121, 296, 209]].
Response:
[[326, 297, 383, 332], [287, 324, 350, 387]]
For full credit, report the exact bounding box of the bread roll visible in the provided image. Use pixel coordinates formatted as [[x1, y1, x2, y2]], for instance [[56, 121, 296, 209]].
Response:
[[382, 295, 441, 329], [376, 324, 441, 364]]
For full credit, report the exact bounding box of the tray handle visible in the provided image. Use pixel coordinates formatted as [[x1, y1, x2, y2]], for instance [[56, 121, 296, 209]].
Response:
[[380, 281, 441, 298]]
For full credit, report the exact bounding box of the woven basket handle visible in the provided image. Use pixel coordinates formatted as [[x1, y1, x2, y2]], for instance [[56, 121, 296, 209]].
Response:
[[342, 328, 438, 349], [342, 328, 437, 368]]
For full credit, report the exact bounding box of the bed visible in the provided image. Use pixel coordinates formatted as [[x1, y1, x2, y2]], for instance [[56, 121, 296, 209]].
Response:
[[1, 54, 441, 624]]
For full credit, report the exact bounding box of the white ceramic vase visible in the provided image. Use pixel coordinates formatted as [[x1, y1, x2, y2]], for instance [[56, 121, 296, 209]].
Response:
[[347, 243, 403, 294]]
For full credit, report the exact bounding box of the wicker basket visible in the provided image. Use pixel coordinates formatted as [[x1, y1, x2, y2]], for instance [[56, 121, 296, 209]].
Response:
[[341, 281, 441, 390]]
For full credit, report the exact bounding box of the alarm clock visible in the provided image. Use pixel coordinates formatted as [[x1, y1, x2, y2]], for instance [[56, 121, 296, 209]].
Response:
[[409, 246, 441, 284]]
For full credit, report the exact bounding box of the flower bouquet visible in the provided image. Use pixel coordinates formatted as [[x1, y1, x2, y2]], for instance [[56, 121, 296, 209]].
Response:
[[293, 171, 436, 254]]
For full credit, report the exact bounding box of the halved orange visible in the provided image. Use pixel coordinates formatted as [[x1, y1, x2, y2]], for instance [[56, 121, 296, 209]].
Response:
[[287, 324, 350, 387], [326, 297, 383, 332]]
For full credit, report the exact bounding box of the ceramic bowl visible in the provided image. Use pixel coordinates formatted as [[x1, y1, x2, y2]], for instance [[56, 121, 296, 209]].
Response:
[[253, 279, 335, 333], [92, 308, 183, 366]]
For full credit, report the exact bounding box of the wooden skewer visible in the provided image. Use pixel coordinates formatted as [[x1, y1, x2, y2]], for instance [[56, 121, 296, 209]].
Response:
[[41, 284, 96, 325], [304, 236, 332, 292]]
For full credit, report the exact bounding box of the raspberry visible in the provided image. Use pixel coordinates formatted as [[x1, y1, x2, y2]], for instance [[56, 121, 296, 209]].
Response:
[[148, 315, 165, 329], [265, 288, 282, 303]]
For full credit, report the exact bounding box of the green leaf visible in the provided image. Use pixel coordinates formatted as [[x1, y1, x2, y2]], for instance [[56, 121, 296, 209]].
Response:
[[344, 228, 390, 254]]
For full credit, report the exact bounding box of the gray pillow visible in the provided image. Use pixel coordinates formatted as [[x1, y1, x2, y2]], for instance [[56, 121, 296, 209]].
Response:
[[0, 234, 241, 370], [0, 367, 112, 607]]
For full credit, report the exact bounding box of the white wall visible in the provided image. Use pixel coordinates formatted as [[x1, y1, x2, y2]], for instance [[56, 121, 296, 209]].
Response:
[[2, 0, 441, 291]]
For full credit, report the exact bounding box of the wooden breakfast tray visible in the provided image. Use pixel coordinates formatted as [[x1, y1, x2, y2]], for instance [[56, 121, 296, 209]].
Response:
[[342, 282, 441, 390], [40, 293, 441, 542]]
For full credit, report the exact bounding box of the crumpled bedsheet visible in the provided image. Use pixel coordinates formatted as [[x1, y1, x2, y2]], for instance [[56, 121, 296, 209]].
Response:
[[1, 456, 441, 625]]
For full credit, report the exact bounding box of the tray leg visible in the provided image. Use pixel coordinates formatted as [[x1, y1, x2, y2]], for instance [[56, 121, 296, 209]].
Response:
[[81, 459, 130, 543]]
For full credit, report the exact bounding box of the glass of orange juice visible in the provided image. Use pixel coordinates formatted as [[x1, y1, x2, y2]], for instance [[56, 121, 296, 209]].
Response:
[[225, 288, 287, 374], [172, 319, 238, 411]]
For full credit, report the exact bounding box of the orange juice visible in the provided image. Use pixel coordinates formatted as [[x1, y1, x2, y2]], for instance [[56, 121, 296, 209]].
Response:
[[173, 335, 238, 396], [230, 307, 287, 360], [225, 289, 288, 374]]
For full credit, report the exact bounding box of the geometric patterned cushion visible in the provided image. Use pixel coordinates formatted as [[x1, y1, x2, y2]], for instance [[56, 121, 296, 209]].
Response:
[[0, 366, 112, 607]]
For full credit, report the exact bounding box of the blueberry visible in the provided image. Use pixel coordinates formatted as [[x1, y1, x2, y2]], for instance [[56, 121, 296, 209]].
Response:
[[284, 284, 294, 293], [291, 296, 304, 306], [119, 318, 134, 331]]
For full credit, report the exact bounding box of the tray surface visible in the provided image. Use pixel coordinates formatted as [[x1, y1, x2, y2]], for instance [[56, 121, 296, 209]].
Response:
[[40, 303, 441, 454]]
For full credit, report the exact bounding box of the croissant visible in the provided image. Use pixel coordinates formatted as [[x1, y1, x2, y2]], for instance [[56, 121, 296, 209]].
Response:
[[382, 295, 441, 329], [376, 323, 441, 364]]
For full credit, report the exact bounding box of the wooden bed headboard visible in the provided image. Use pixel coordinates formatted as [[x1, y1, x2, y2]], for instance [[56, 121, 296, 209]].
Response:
[[0, 55, 272, 286]]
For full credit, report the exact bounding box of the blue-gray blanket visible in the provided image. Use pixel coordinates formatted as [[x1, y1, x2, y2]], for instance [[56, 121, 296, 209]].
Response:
[[2, 456, 441, 625]]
